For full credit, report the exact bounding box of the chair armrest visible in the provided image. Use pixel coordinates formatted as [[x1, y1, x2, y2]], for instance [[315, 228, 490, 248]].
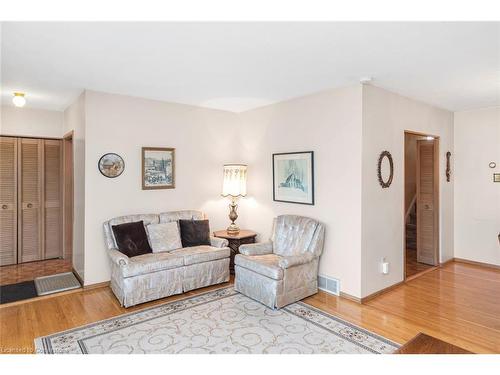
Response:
[[108, 249, 129, 266], [278, 254, 314, 269], [210, 236, 229, 248], [239, 241, 273, 256]]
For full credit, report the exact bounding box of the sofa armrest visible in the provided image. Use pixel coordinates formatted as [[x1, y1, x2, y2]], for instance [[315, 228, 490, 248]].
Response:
[[210, 236, 229, 248], [108, 249, 129, 266], [239, 241, 273, 256], [278, 254, 314, 269]]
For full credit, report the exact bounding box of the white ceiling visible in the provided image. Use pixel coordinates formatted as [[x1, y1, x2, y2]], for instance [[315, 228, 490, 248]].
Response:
[[1, 22, 499, 112]]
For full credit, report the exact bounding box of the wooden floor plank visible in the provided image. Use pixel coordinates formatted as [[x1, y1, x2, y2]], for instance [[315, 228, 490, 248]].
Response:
[[406, 247, 434, 278], [443, 262, 500, 282]]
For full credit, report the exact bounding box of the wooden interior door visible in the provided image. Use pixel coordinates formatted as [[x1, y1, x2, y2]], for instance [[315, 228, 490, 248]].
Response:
[[416, 139, 439, 265], [43, 139, 63, 259], [0, 137, 18, 266], [18, 138, 43, 263]]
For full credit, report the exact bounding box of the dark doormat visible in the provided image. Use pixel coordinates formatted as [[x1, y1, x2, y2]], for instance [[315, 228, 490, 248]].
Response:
[[0, 280, 38, 304]]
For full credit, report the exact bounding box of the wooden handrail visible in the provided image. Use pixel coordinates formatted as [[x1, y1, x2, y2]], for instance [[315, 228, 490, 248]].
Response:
[[405, 194, 417, 223]]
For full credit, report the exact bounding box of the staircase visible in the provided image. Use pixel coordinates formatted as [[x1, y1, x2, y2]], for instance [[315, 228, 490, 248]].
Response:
[[406, 203, 417, 250]]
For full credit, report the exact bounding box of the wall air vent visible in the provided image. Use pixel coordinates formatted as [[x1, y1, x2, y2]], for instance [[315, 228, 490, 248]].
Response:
[[318, 275, 340, 296]]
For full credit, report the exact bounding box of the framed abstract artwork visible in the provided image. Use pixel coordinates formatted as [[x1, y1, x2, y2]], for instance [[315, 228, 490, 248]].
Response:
[[142, 147, 175, 190], [98, 153, 125, 178], [273, 151, 314, 205]]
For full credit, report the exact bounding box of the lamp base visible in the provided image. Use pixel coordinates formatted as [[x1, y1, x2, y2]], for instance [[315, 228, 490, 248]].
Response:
[[227, 198, 240, 235], [226, 223, 240, 235]]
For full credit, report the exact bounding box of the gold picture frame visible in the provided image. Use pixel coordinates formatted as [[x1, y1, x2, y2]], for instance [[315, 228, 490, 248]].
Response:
[[142, 147, 175, 190]]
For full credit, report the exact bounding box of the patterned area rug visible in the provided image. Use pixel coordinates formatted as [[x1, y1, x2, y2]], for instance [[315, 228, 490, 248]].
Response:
[[35, 287, 399, 354]]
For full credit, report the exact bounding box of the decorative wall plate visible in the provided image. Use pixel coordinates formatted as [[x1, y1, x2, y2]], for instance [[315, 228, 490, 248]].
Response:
[[98, 153, 125, 178]]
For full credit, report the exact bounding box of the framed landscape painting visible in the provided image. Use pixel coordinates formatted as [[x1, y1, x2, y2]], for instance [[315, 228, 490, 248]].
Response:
[[142, 147, 175, 190], [273, 151, 314, 205]]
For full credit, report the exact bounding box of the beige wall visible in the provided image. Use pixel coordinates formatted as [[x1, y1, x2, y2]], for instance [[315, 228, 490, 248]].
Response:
[[361, 85, 454, 298], [454, 107, 500, 266], [237, 86, 364, 297], [82, 91, 240, 285], [1, 105, 63, 138], [63, 92, 86, 279]]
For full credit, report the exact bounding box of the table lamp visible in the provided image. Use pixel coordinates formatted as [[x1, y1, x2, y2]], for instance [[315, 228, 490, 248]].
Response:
[[221, 164, 247, 234]]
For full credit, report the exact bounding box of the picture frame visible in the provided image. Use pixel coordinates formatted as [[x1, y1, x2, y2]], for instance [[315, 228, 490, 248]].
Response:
[[98, 153, 125, 178], [273, 151, 314, 205], [142, 147, 175, 190]]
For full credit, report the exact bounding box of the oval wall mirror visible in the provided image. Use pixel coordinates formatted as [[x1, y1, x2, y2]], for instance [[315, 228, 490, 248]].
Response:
[[377, 150, 394, 188]]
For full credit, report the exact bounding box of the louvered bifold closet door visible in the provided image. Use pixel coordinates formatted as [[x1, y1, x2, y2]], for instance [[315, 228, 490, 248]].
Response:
[[0, 137, 18, 266], [43, 139, 63, 259], [18, 138, 43, 263], [416, 140, 438, 266]]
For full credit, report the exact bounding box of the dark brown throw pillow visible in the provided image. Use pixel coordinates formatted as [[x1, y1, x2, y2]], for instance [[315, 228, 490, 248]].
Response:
[[178, 219, 211, 248], [112, 221, 152, 257]]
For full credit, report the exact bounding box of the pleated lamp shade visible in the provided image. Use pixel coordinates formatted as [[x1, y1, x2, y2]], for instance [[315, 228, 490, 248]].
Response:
[[222, 164, 247, 197]]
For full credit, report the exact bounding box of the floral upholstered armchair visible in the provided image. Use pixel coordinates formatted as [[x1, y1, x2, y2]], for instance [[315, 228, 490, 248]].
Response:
[[234, 215, 325, 309]]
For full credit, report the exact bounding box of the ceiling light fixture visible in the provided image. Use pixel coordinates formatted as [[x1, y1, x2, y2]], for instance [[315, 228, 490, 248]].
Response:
[[12, 92, 26, 107], [425, 136, 435, 140]]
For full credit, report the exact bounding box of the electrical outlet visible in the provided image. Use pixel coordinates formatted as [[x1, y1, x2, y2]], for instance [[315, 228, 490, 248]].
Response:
[[381, 258, 390, 275]]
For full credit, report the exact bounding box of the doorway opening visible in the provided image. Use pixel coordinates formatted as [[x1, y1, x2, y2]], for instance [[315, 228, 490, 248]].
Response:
[[0, 132, 79, 304], [404, 131, 440, 280]]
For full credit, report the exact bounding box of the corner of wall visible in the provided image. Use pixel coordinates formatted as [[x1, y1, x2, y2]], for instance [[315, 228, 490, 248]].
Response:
[[63, 91, 87, 282], [360, 84, 455, 298], [237, 84, 365, 298]]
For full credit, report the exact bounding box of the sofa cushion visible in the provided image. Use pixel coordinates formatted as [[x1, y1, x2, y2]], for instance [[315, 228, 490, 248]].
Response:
[[234, 254, 284, 280], [170, 246, 230, 266], [112, 221, 152, 258], [178, 219, 211, 247], [104, 214, 159, 250], [121, 252, 184, 278], [146, 222, 182, 252]]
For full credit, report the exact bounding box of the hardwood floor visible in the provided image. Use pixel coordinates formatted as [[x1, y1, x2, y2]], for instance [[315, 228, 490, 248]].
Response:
[[405, 247, 434, 278], [304, 261, 498, 354], [0, 261, 499, 354], [0, 259, 73, 286]]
